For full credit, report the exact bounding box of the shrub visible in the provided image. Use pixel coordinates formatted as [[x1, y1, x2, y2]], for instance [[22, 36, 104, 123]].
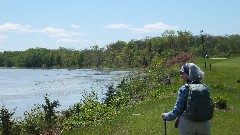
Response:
[[64, 91, 115, 130], [214, 94, 228, 109], [104, 84, 117, 106], [21, 94, 61, 135], [0, 106, 19, 135], [42, 94, 61, 134], [22, 104, 45, 134], [165, 53, 194, 68]]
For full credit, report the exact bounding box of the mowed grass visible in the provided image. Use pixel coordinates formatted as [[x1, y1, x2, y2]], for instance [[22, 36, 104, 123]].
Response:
[[64, 57, 240, 135], [200, 57, 240, 135]]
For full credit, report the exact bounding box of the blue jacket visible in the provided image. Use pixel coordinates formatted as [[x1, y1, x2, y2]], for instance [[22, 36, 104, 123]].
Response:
[[165, 85, 189, 121]]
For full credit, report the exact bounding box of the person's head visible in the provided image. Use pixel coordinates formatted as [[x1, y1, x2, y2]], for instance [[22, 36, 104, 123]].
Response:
[[180, 63, 204, 83]]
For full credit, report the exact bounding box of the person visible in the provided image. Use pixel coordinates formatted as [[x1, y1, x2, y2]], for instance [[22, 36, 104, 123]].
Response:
[[162, 63, 211, 135]]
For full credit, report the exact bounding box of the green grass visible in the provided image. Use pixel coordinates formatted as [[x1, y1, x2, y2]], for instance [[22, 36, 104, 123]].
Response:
[[202, 57, 240, 135], [64, 57, 240, 135]]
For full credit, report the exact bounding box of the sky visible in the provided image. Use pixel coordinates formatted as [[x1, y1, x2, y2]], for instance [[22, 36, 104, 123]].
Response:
[[0, 0, 240, 52]]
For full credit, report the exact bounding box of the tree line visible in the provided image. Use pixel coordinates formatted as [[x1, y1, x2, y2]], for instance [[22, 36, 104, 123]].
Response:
[[0, 30, 239, 68]]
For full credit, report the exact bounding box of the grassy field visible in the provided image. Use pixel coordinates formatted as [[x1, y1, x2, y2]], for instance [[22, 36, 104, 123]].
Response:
[[64, 57, 240, 135]]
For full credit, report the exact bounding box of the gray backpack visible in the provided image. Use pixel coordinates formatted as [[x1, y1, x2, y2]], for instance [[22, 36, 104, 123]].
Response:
[[184, 83, 214, 122]]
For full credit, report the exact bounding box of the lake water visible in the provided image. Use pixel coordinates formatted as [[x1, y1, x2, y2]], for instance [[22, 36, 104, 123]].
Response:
[[0, 68, 132, 118]]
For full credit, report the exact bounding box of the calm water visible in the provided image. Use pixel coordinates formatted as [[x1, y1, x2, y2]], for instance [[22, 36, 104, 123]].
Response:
[[0, 68, 131, 117]]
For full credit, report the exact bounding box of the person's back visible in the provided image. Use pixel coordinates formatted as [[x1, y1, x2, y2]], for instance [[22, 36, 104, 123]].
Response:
[[162, 63, 212, 135]]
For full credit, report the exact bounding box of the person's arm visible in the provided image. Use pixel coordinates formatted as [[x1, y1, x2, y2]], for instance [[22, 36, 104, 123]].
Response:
[[162, 85, 188, 121]]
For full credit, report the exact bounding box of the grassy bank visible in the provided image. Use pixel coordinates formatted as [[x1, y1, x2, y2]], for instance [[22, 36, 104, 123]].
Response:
[[64, 57, 240, 135]]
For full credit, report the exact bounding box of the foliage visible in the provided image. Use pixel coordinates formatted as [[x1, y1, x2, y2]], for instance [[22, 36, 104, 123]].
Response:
[[104, 84, 118, 106], [0, 106, 20, 135], [21, 104, 45, 134], [63, 91, 115, 130], [20, 95, 61, 135], [42, 94, 61, 134], [214, 94, 228, 109], [62, 57, 180, 131], [1, 31, 240, 68], [165, 53, 194, 68]]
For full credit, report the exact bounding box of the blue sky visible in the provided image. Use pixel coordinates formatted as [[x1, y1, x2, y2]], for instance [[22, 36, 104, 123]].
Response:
[[0, 0, 240, 52]]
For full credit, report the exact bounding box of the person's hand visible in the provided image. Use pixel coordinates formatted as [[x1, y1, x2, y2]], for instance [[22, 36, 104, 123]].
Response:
[[162, 113, 167, 120]]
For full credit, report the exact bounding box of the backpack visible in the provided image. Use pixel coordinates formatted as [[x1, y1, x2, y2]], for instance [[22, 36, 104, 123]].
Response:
[[184, 83, 214, 122]]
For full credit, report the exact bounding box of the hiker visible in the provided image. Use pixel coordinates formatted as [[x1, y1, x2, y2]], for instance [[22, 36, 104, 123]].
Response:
[[162, 63, 211, 135]]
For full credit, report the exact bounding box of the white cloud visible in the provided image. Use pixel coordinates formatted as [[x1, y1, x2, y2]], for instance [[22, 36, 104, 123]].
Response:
[[0, 23, 70, 37], [0, 22, 91, 47], [40, 27, 67, 34], [103, 23, 130, 29], [0, 22, 34, 32], [103, 22, 177, 33], [130, 22, 178, 33], [36, 27, 75, 39], [0, 23, 85, 38]]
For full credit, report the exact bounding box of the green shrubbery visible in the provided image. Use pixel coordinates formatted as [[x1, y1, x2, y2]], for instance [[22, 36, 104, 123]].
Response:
[[63, 91, 115, 129], [0, 106, 20, 135], [21, 104, 45, 134], [209, 84, 229, 109], [0, 95, 62, 135], [214, 94, 228, 109]]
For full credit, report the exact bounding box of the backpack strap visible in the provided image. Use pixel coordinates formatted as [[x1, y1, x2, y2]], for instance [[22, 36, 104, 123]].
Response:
[[202, 83, 210, 91], [186, 83, 192, 96], [184, 84, 190, 110]]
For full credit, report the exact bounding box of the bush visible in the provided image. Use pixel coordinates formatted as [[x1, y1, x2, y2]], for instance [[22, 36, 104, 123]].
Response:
[[21, 94, 61, 135], [42, 94, 61, 134], [104, 84, 117, 106], [64, 91, 115, 130], [214, 94, 228, 109], [22, 104, 45, 134], [165, 53, 194, 68], [0, 106, 19, 135]]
